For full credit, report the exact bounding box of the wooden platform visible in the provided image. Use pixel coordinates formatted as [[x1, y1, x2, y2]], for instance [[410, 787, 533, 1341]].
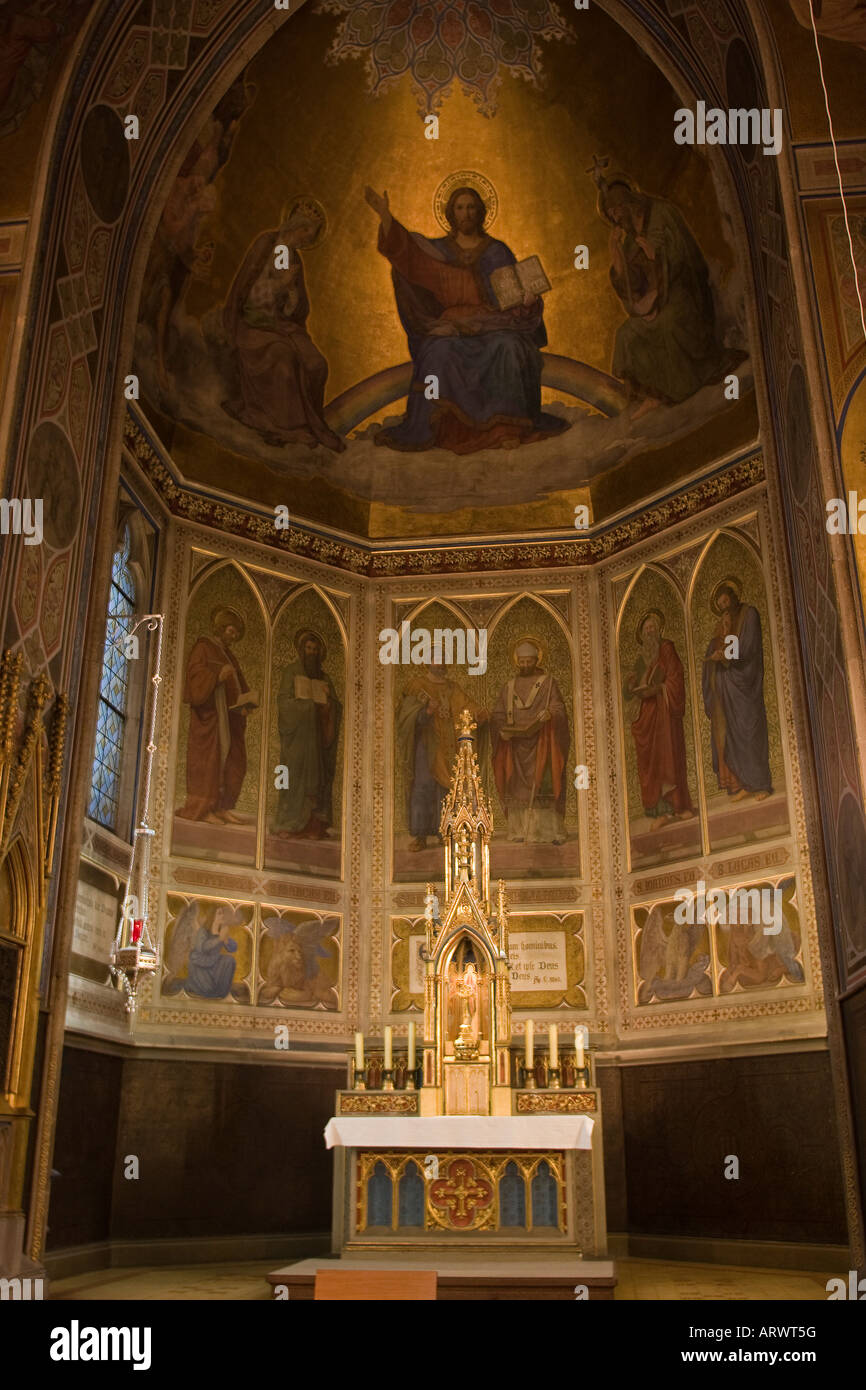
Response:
[[267, 1254, 617, 1301]]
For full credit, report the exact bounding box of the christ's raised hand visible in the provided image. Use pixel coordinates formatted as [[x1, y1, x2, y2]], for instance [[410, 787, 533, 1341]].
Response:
[[364, 186, 391, 222], [364, 186, 392, 236]]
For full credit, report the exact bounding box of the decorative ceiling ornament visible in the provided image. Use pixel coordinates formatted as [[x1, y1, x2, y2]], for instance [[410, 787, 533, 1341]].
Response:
[[110, 614, 165, 1015], [315, 0, 575, 117]]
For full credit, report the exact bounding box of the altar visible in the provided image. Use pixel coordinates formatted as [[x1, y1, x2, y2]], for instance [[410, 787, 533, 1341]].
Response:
[[326, 1114, 605, 1255], [318, 713, 611, 1275]]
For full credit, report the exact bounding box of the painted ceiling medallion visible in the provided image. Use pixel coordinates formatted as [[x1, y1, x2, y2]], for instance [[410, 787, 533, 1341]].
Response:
[[316, 0, 575, 116]]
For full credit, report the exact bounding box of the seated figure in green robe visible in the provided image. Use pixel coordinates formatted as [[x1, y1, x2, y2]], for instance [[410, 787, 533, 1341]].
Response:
[[598, 173, 741, 419]]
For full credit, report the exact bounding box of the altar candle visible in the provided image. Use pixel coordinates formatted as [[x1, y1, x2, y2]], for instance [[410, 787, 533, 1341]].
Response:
[[575, 1026, 585, 1070], [525, 1019, 534, 1067], [384, 1025, 393, 1070], [549, 1022, 558, 1067], [354, 1032, 364, 1070], [407, 1021, 416, 1070]]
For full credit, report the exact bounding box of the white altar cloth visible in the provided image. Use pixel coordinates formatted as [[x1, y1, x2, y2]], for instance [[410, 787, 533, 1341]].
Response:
[[324, 1115, 593, 1151]]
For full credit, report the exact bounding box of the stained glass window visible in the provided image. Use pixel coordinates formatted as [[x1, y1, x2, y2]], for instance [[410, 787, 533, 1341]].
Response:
[[88, 529, 136, 830]]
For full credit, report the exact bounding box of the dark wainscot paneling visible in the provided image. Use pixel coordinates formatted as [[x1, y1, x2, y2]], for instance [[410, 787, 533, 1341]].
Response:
[[620, 1051, 847, 1244]]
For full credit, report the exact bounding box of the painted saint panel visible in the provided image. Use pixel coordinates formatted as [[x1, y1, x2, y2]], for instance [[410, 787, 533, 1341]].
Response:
[[690, 534, 789, 852], [172, 565, 265, 866], [633, 900, 712, 1005], [392, 595, 577, 881], [618, 568, 701, 870], [264, 589, 346, 878], [393, 599, 487, 881], [486, 599, 575, 873], [715, 876, 805, 994], [632, 875, 805, 1008]]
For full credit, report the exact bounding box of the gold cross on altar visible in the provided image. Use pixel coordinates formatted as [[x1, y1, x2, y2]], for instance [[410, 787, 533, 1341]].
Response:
[[430, 1160, 492, 1225]]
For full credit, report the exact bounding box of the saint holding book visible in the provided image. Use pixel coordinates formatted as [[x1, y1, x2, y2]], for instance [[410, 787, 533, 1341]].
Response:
[[275, 628, 342, 840], [364, 180, 568, 454], [176, 606, 259, 825]]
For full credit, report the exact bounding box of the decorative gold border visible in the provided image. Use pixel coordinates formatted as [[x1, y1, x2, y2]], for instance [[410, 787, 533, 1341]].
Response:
[[123, 413, 763, 575]]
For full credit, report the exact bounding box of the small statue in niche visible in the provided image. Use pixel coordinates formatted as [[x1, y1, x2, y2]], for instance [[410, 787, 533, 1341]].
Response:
[[424, 884, 442, 930], [454, 962, 480, 1059]]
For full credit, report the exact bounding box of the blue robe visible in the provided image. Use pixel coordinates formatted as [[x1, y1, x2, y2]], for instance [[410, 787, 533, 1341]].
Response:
[[376, 219, 568, 453], [187, 926, 237, 998], [702, 603, 772, 795]]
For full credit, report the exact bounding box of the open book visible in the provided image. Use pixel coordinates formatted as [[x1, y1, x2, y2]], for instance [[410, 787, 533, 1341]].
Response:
[[489, 255, 551, 310], [229, 689, 259, 712], [294, 675, 329, 704]]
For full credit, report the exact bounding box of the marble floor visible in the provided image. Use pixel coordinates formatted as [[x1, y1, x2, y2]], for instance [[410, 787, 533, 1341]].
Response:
[[50, 1257, 838, 1301]]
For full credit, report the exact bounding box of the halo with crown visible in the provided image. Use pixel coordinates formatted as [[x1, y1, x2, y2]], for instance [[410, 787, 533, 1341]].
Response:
[[587, 153, 640, 224], [279, 196, 328, 248]]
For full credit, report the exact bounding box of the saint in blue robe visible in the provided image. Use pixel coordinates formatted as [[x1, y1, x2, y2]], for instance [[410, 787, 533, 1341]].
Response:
[[702, 602, 772, 796]]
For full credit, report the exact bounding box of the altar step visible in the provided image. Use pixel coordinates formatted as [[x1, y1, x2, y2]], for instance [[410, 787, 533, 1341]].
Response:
[[267, 1254, 616, 1301]]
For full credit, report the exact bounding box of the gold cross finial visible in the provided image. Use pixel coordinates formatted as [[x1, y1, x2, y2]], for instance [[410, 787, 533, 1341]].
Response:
[[456, 708, 476, 738]]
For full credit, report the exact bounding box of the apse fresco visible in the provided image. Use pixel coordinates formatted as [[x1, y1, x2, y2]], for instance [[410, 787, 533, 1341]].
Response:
[[0, 1, 92, 216], [133, 2, 757, 543], [392, 594, 578, 881]]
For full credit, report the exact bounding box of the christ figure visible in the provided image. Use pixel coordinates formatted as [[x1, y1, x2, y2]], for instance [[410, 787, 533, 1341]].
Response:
[[364, 185, 568, 454]]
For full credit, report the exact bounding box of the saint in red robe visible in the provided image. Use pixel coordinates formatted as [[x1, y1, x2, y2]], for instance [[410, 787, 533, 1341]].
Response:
[[176, 636, 249, 821], [625, 638, 694, 817]]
